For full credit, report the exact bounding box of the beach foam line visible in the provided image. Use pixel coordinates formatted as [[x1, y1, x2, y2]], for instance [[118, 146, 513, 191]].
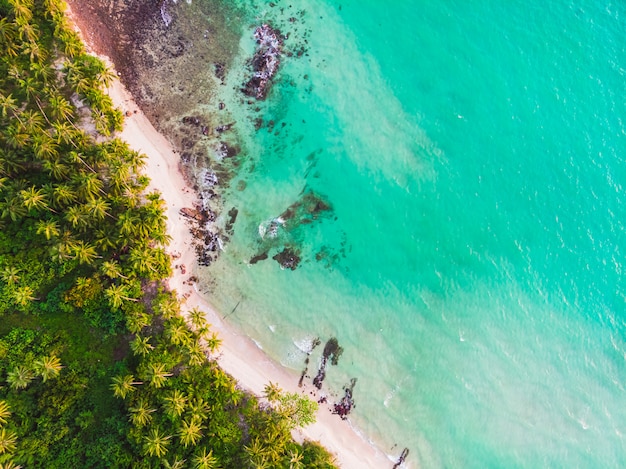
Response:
[[64, 4, 400, 467]]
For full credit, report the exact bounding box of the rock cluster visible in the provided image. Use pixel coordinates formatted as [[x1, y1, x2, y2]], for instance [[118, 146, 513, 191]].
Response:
[[242, 24, 284, 100]]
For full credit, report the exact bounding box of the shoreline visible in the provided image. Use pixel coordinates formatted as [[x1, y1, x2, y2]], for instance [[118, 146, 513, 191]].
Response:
[[109, 62, 395, 469], [64, 5, 398, 468]]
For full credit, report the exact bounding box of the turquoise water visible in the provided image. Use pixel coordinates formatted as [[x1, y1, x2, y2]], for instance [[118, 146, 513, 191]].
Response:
[[200, 0, 626, 466]]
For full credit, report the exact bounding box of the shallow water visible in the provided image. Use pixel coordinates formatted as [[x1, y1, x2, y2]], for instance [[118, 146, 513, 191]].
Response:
[[176, 0, 626, 466]]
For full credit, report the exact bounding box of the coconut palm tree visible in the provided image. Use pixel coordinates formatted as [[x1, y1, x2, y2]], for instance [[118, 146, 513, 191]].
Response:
[[142, 427, 171, 458], [33, 354, 63, 382], [36, 219, 60, 240], [126, 311, 151, 334], [100, 260, 127, 280], [86, 197, 110, 220], [186, 340, 206, 367], [20, 186, 49, 212], [204, 332, 222, 354], [130, 336, 154, 357], [288, 450, 304, 469], [187, 308, 208, 330], [0, 266, 20, 285], [154, 295, 180, 320], [163, 389, 187, 419], [0, 401, 11, 426], [192, 448, 220, 469], [42, 159, 70, 180], [64, 205, 89, 230], [111, 374, 141, 400], [147, 363, 172, 389], [187, 397, 210, 424], [105, 284, 138, 310], [244, 438, 269, 469], [70, 240, 99, 265], [0, 428, 17, 455], [263, 382, 282, 403], [128, 400, 155, 427], [162, 457, 186, 469], [12, 285, 36, 307], [165, 320, 191, 346], [48, 92, 74, 122], [52, 184, 76, 207], [178, 416, 203, 448], [0, 93, 17, 120], [7, 366, 34, 390]]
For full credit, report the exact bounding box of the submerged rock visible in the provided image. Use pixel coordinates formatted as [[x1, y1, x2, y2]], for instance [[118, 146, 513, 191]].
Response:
[[242, 24, 284, 100], [333, 378, 357, 420], [272, 247, 301, 270]]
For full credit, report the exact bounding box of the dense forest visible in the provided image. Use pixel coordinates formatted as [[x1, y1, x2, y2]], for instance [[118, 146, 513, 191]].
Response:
[[0, 0, 336, 467]]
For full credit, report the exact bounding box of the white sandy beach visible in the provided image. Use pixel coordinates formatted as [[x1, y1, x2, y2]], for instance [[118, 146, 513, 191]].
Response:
[[66, 6, 398, 467]]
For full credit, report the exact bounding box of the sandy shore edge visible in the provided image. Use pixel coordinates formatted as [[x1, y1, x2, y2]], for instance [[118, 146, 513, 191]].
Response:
[[64, 5, 396, 468]]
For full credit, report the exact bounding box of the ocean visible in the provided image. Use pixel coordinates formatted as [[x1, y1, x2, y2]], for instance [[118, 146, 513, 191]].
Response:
[[187, 0, 626, 466]]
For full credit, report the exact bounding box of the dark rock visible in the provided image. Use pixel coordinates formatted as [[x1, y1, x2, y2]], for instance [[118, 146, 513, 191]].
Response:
[[272, 247, 301, 270], [332, 378, 357, 420], [313, 337, 343, 389], [242, 24, 284, 100], [180, 207, 206, 222], [393, 448, 410, 469], [250, 251, 269, 264]]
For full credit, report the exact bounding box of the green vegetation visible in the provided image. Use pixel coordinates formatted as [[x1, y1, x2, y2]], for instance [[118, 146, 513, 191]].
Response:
[[0, 0, 337, 467]]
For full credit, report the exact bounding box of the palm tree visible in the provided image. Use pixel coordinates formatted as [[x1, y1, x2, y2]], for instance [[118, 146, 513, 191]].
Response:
[[12, 285, 36, 307], [178, 417, 204, 448], [42, 159, 70, 180], [100, 260, 127, 280], [128, 400, 155, 427], [86, 198, 110, 220], [0, 428, 17, 455], [31, 133, 59, 161], [0, 400, 11, 426], [186, 340, 206, 367], [188, 308, 208, 330], [204, 333, 222, 354], [126, 311, 151, 334], [36, 219, 60, 240], [34, 355, 63, 382], [70, 240, 99, 265], [154, 295, 180, 320], [163, 457, 186, 469], [0, 266, 20, 285], [64, 205, 89, 230], [263, 382, 282, 403], [0, 93, 17, 120], [142, 428, 171, 458], [188, 397, 209, 423], [165, 320, 191, 346], [48, 93, 74, 122], [7, 366, 34, 390], [148, 363, 173, 389], [111, 374, 141, 399], [105, 284, 137, 310], [163, 390, 187, 419], [20, 186, 49, 212], [288, 449, 304, 469], [244, 438, 269, 469], [52, 184, 77, 207], [192, 448, 220, 469], [130, 336, 154, 357]]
